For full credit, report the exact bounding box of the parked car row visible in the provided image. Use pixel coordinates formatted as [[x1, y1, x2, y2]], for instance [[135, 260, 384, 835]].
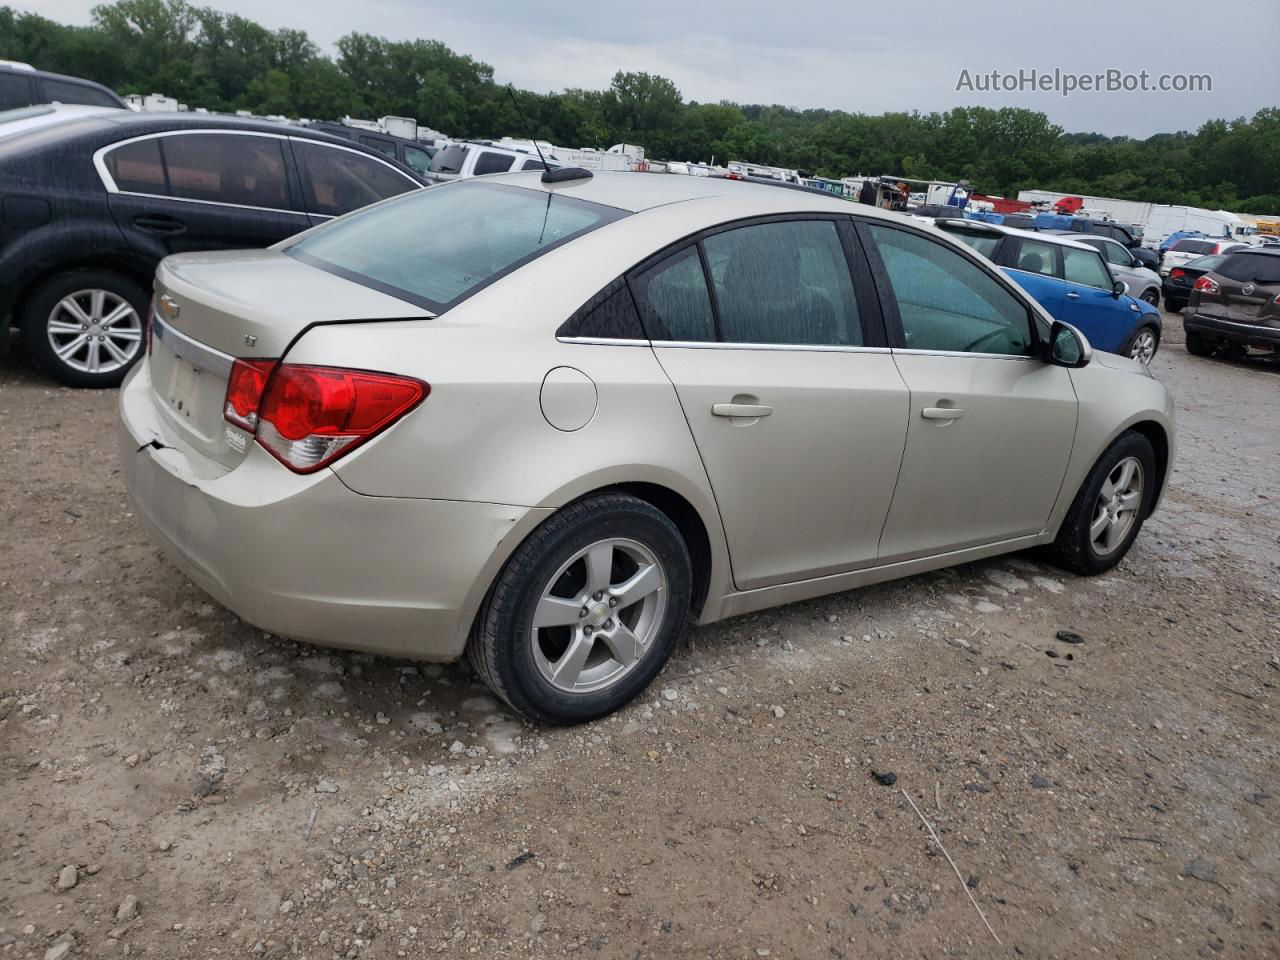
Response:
[[1, 107, 426, 386], [118, 170, 1175, 722]]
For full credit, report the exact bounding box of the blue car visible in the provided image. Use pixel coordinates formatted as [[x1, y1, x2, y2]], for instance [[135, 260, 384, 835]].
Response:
[[933, 220, 1163, 364]]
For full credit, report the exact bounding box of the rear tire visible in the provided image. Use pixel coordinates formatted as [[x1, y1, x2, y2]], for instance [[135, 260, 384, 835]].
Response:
[[467, 493, 693, 725], [1048, 431, 1156, 576], [1164, 297, 1185, 313], [21, 269, 148, 388], [1184, 330, 1214, 356]]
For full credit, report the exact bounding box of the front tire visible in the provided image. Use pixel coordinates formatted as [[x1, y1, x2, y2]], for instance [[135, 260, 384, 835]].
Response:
[[1139, 288, 1159, 308], [468, 493, 693, 725], [1048, 431, 1156, 576], [21, 270, 148, 388], [1124, 324, 1160, 364]]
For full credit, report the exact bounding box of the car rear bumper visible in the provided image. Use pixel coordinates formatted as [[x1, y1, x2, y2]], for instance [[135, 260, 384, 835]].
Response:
[[1184, 313, 1280, 348], [119, 360, 545, 660]]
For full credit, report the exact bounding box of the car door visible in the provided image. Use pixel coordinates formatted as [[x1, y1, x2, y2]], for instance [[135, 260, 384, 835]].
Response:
[[290, 139, 420, 226], [1058, 246, 1136, 353], [859, 221, 1077, 562], [101, 131, 310, 258], [639, 217, 910, 590]]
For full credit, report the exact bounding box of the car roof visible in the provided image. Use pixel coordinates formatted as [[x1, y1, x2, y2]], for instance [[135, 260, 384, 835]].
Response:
[[482, 169, 860, 215], [0, 103, 127, 138], [935, 219, 1097, 251], [0, 64, 126, 103]]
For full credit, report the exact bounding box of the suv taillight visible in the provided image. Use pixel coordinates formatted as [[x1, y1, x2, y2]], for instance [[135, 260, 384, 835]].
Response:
[[224, 363, 428, 473], [1193, 275, 1220, 295]]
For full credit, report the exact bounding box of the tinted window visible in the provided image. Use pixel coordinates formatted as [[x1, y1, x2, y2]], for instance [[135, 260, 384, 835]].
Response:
[[1172, 239, 1214, 255], [288, 180, 623, 310], [868, 224, 1033, 356], [160, 134, 289, 209], [104, 137, 166, 194], [1216, 252, 1280, 284], [1013, 238, 1058, 277], [522, 158, 552, 171], [631, 247, 716, 342], [358, 135, 397, 158], [0, 72, 33, 110], [560, 278, 646, 339], [428, 144, 468, 174], [702, 220, 862, 346], [294, 141, 416, 216], [1062, 247, 1112, 289], [402, 145, 431, 175], [944, 227, 1001, 259], [42, 78, 120, 108], [1183, 254, 1225, 271], [474, 151, 515, 175]]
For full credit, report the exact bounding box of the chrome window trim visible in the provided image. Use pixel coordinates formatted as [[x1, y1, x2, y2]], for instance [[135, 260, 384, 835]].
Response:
[[92, 128, 420, 216], [892, 348, 1039, 361], [556, 336, 894, 353], [150, 313, 235, 377], [556, 337, 650, 347]]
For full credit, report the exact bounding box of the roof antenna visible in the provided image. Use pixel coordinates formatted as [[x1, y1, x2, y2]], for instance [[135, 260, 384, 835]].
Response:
[[506, 84, 592, 185]]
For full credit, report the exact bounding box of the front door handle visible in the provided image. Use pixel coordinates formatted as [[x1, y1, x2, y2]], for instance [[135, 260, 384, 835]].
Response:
[[1065, 292, 1081, 300], [712, 402, 773, 418], [921, 406, 965, 421]]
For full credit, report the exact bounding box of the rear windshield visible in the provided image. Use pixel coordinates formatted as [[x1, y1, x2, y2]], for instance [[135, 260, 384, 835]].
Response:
[[1172, 239, 1214, 254], [1215, 251, 1280, 284], [286, 180, 626, 311], [427, 144, 468, 174]]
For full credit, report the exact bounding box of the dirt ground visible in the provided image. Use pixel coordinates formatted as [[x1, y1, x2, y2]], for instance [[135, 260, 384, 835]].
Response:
[[2, 311, 1277, 960]]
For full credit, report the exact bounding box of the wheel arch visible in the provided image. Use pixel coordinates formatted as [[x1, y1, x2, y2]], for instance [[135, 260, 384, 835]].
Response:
[[1127, 419, 1170, 517], [8, 255, 154, 332]]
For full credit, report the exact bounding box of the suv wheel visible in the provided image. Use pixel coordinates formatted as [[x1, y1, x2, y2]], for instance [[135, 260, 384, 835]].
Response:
[[1184, 330, 1215, 356], [1049, 431, 1156, 576], [468, 493, 693, 724], [22, 270, 148, 388], [1125, 325, 1160, 364], [1138, 288, 1159, 307]]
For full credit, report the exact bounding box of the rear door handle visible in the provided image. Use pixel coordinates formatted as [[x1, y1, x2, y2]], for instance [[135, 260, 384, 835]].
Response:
[[1065, 292, 1080, 300], [133, 214, 186, 234], [921, 406, 965, 421], [712, 403, 772, 418]]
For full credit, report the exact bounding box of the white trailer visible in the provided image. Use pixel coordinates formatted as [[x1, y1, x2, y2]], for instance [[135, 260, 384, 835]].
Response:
[[1017, 190, 1152, 226], [1144, 206, 1244, 248]]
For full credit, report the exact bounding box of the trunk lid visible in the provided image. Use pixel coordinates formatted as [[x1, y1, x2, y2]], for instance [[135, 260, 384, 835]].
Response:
[[148, 249, 432, 470]]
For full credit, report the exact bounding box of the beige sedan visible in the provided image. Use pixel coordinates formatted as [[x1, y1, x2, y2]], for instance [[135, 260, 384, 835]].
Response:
[[120, 171, 1175, 723]]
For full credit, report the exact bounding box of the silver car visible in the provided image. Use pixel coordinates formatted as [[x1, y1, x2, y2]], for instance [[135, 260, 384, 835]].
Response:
[[120, 172, 1175, 724], [1047, 232, 1163, 307]]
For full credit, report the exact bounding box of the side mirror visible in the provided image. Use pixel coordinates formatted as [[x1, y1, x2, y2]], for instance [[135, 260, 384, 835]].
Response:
[[1131, 258, 1144, 268], [1112, 280, 1128, 298], [1046, 320, 1092, 368]]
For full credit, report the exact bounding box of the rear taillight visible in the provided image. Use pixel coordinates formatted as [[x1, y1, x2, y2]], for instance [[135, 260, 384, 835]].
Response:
[[240, 364, 428, 473], [1169, 268, 1185, 280], [224, 358, 277, 431], [1194, 275, 1220, 295]]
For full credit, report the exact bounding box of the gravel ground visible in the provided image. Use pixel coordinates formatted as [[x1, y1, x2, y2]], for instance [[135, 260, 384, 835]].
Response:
[[1, 312, 1277, 960]]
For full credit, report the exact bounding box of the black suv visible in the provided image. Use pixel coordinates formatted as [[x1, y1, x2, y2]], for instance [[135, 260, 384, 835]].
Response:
[[0, 62, 127, 110], [0, 110, 425, 386], [304, 121, 435, 178]]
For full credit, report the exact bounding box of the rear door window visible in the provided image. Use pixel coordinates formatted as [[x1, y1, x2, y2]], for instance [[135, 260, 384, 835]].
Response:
[[293, 140, 417, 216], [630, 247, 716, 342], [162, 133, 290, 209], [358, 134, 397, 158], [103, 137, 167, 194], [1061, 247, 1112, 289], [702, 219, 863, 346], [474, 151, 515, 175], [41, 77, 120, 108]]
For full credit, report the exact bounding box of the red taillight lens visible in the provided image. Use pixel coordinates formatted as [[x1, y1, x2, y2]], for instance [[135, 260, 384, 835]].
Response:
[[1193, 275, 1220, 295], [1169, 268, 1185, 280], [254, 365, 428, 473], [224, 358, 277, 431]]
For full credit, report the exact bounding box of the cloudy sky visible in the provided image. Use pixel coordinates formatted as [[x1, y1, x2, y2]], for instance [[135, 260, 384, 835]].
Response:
[[29, 0, 1280, 136]]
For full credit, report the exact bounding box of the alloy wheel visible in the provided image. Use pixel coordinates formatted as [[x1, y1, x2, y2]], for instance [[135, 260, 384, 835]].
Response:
[[1129, 329, 1158, 364], [1090, 457, 1144, 556], [530, 537, 668, 694], [46, 289, 143, 375]]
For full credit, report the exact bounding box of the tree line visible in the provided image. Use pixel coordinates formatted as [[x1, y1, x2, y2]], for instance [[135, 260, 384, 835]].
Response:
[[3, 0, 1277, 213]]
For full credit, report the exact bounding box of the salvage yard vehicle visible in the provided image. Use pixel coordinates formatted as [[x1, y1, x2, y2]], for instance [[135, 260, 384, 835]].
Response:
[[1162, 253, 1228, 313], [0, 109, 425, 386], [0, 59, 127, 110], [936, 220, 1163, 364], [424, 140, 560, 183], [1045, 230, 1162, 307], [1182, 248, 1280, 358], [119, 172, 1175, 724], [1160, 237, 1247, 276]]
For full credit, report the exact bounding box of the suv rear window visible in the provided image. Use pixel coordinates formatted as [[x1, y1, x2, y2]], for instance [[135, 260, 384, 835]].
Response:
[[427, 144, 469, 175], [287, 181, 626, 311], [0, 72, 33, 110], [1215, 252, 1280, 284], [1172, 239, 1215, 255]]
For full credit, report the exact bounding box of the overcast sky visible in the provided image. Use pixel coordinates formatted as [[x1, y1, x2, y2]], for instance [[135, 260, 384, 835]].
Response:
[[28, 0, 1280, 137]]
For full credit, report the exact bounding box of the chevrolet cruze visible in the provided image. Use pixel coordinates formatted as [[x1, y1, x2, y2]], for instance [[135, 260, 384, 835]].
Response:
[[120, 171, 1175, 724]]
